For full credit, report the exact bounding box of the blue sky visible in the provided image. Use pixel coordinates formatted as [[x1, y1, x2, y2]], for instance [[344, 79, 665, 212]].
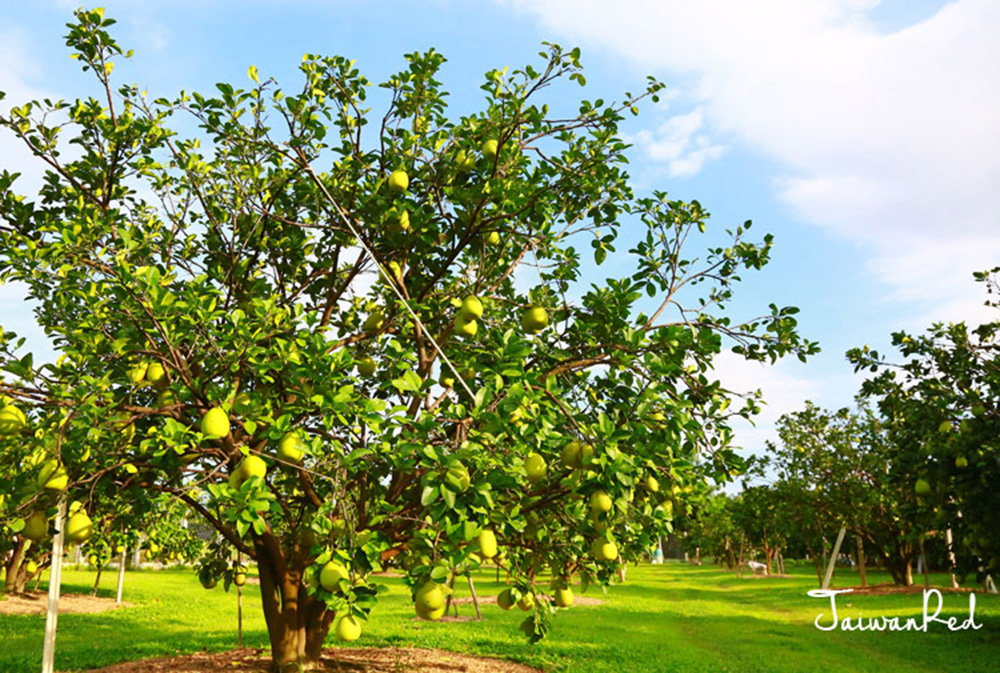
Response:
[[1, 0, 997, 459]]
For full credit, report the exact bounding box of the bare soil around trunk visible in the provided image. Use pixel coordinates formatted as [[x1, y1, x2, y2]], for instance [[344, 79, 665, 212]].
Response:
[[70, 647, 542, 673], [0, 591, 130, 615]]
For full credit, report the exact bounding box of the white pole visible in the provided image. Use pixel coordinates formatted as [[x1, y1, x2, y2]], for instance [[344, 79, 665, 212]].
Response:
[[945, 527, 959, 589], [115, 547, 126, 605], [236, 551, 243, 648], [821, 526, 847, 590], [41, 498, 67, 673]]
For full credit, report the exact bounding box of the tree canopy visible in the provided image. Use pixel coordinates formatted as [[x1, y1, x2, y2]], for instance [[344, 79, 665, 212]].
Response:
[[0, 8, 816, 671]]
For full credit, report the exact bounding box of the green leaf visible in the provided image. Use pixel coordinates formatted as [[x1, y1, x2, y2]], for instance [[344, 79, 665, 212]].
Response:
[[391, 370, 423, 393], [421, 485, 439, 506]]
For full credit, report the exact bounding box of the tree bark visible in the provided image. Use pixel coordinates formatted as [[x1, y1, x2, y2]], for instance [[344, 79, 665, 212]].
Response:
[[919, 538, 930, 587], [4, 538, 29, 593], [92, 566, 104, 597], [805, 543, 823, 585], [254, 533, 331, 672], [855, 535, 867, 587]]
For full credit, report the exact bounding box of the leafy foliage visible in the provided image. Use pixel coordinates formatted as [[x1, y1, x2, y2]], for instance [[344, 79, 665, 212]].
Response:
[[847, 266, 1000, 581], [0, 8, 814, 666]]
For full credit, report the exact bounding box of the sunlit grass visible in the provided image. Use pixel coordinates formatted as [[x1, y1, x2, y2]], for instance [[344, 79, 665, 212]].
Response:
[[0, 561, 996, 672]]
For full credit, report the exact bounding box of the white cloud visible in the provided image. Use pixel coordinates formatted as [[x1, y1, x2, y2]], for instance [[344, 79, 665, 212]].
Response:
[[501, 0, 1000, 325], [630, 108, 727, 176], [710, 351, 832, 455], [865, 235, 1000, 329]]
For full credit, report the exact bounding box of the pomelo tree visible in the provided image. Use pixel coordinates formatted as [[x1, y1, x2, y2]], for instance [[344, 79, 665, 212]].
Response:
[[847, 267, 1000, 582], [679, 493, 739, 568], [0, 8, 816, 670], [766, 402, 925, 584]]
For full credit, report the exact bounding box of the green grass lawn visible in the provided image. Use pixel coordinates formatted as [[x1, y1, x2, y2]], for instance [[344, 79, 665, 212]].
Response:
[[1, 562, 997, 672]]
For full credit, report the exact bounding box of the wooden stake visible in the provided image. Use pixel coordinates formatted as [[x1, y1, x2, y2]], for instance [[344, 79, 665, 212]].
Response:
[[821, 526, 847, 591], [445, 572, 457, 616], [41, 498, 67, 673], [466, 574, 482, 620]]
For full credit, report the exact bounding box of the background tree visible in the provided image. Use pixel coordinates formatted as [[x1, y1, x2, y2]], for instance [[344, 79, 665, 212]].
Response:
[[768, 402, 924, 585], [730, 484, 785, 574], [680, 493, 738, 568], [0, 9, 816, 671], [847, 267, 1000, 584]]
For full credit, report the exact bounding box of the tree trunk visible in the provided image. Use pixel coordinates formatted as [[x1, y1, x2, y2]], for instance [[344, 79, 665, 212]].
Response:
[[805, 543, 823, 585], [254, 534, 332, 672], [92, 567, 104, 597], [884, 557, 913, 585], [4, 538, 29, 593], [855, 535, 867, 587], [919, 538, 930, 587], [763, 545, 773, 575]]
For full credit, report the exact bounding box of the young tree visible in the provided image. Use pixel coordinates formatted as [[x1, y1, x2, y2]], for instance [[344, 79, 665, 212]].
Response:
[[0, 9, 816, 671], [731, 484, 785, 574]]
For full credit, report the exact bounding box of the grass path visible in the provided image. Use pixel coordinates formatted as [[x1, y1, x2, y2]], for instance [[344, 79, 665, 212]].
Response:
[[0, 562, 996, 672]]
